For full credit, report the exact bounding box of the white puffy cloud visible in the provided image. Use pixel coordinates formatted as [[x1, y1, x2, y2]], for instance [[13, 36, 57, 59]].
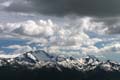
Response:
[[0, 18, 91, 47], [13, 19, 56, 37], [65, 17, 108, 34], [0, 16, 120, 60], [0, 18, 92, 55]]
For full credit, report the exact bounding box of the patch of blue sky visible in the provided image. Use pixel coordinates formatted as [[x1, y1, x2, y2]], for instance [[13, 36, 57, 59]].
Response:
[[0, 38, 29, 54], [1, 48, 16, 54], [95, 38, 120, 48], [0, 38, 28, 47]]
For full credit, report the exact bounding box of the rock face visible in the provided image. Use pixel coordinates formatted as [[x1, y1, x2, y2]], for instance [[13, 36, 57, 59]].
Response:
[[0, 50, 120, 80]]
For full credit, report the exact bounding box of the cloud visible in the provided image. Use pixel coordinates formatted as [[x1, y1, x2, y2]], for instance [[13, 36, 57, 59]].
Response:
[[0, 18, 93, 55], [0, 17, 120, 59], [0, 44, 33, 58], [0, 17, 118, 44], [4, 0, 34, 13], [99, 43, 120, 53], [4, 0, 120, 16], [13, 19, 56, 37], [65, 17, 108, 34], [0, 17, 120, 39], [0, 51, 5, 54], [0, 53, 20, 58], [106, 22, 120, 34], [3, 45, 33, 54], [0, 1, 13, 7]]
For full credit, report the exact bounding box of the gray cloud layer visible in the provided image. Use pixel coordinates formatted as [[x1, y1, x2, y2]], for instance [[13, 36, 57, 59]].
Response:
[[33, 0, 120, 16], [4, 0, 120, 16], [4, 0, 34, 12]]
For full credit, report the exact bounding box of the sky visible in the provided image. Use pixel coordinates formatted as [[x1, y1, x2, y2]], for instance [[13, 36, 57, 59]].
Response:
[[0, 0, 120, 61]]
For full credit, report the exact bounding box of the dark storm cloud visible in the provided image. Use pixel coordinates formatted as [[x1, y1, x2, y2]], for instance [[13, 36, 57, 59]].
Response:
[[30, 0, 120, 16], [4, 1, 34, 12], [4, 0, 120, 16]]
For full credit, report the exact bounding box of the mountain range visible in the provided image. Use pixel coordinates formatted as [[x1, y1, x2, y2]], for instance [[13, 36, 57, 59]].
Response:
[[0, 50, 120, 80]]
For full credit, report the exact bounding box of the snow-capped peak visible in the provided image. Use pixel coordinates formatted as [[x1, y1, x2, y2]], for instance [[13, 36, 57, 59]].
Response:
[[26, 52, 37, 61], [0, 50, 120, 72]]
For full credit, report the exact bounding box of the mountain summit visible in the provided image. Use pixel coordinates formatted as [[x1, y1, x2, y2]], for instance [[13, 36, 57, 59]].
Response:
[[0, 50, 120, 72], [0, 50, 120, 80]]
